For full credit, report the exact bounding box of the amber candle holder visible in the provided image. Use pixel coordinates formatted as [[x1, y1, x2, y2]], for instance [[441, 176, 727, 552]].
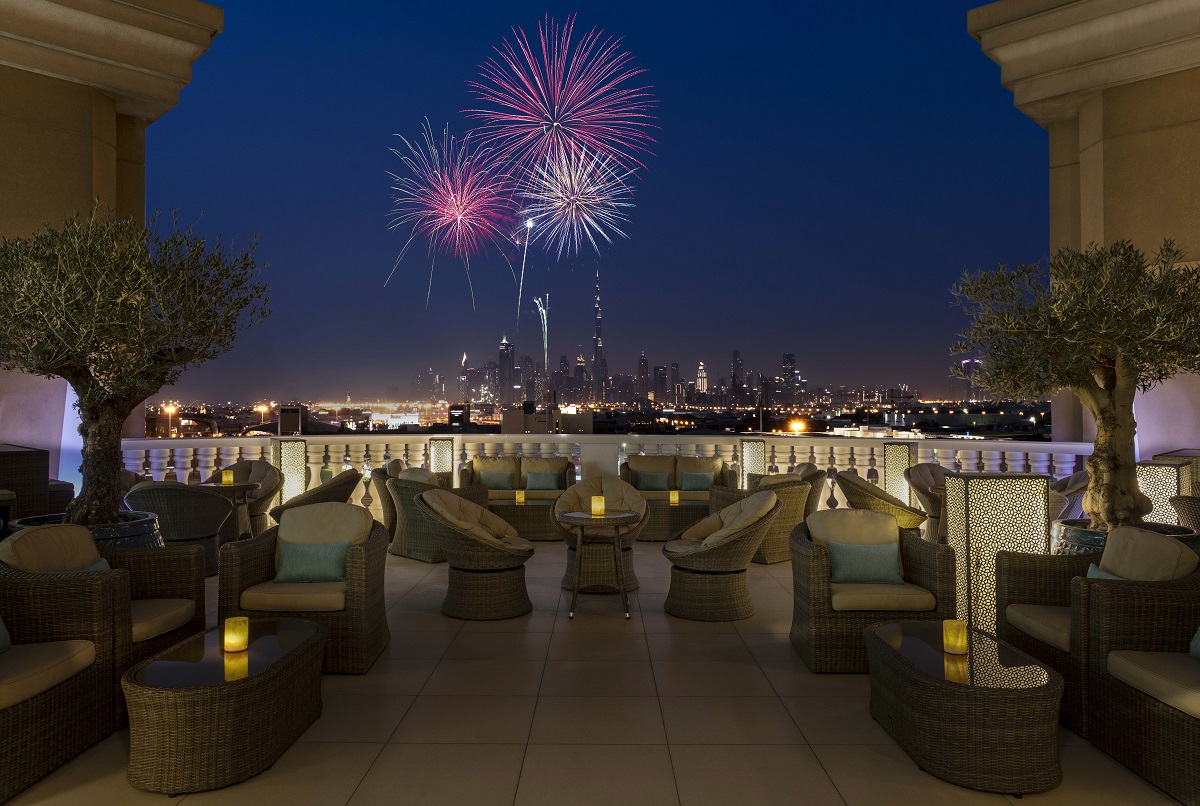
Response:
[[515, 490, 526, 505], [669, 490, 680, 506], [942, 619, 968, 655], [221, 469, 234, 485], [591, 495, 605, 517], [224, 651, 249, 682], [223, 616, 249, 653], [943, 652, 969, 685]]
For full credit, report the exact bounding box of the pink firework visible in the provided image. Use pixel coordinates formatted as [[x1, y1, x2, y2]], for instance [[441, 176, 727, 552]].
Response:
[[466, 15, 656, 177]]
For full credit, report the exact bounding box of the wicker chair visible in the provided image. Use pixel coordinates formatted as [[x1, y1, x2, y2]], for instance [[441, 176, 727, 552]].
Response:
[[124, 481, 232, 576], [553, 477, 648, 593], [219, 503, 389, 674], [710, 477, 811, 564], [1171, 494, 1200, 530], [1052, 470, 1090, 521], [996, 525, 1199, 737], [203, 460, 282, 537], [268, 468, 362, 524], [663, 492, 781, 621], [1087, 581, 1200, 806], [790, 509, 955, 672], [903, 463, 947, 541], [0, 565, 122, 802], [414, 490, 535, 620], [834, 471, 927, 531], [118, 469, 149, 512], [385, 476, 489, 562]]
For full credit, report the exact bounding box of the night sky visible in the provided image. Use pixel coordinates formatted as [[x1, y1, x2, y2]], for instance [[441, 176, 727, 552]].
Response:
[[147, 0, 1049, 405]]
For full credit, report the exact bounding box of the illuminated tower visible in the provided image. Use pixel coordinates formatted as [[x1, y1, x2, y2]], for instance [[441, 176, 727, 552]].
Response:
[[591, 269, 608, 402], [499, 335, 515, 407], [637, 351, 649, 398], [696, 362, 709, 394]]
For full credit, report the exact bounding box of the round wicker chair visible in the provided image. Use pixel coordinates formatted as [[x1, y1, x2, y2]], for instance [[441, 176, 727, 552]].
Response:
[[125, 480, 232, 576], [835, 470, 927, 531], [268, 468, 362, 524], [414, 490, 535, 620], [203, 460, 283, 537], [553, 477, 648, 593], [710, 476, 811, 564], [1052, 470, 1090, 521], [662, 492, 781, 621], [904, 463, 948, 541], [385, 475, 488, 562]]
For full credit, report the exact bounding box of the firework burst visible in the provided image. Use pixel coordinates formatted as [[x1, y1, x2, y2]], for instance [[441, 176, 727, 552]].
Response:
[[467, 15, 656, 177], [524, 147, 634, 258]]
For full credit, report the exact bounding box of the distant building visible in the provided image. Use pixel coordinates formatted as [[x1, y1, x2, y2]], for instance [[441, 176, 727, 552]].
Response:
[[696, 362, 708, 394], [637, 351, 649, 398], [499, 336, 515, 407], [652, 366, 668, 403]]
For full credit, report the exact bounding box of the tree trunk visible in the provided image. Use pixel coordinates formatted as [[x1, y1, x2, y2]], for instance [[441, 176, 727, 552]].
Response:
[[66, 403, 128, 526], [1080, 386, 1151, 531]]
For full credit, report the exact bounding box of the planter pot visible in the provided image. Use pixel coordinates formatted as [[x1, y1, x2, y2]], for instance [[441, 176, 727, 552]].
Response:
[[1050, 518, 1199, 556], [9, 511, 164, 549]]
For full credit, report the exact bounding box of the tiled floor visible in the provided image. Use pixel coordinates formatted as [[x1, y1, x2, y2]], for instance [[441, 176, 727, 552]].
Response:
[[13, 541, 1178, 805]]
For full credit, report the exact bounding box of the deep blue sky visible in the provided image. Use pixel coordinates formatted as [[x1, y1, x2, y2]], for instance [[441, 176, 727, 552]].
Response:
[[148, 0, 1048, 404]]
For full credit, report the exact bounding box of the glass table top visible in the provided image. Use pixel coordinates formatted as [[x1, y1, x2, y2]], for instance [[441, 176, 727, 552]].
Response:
[[133, 619, 318, 688], [872, 621, 1051, 690], [559, 511, 639, 522]]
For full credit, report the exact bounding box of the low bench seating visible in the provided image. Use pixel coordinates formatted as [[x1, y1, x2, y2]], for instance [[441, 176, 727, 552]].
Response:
[[619, 455, 736, 504], [459, 456, 575, 502]]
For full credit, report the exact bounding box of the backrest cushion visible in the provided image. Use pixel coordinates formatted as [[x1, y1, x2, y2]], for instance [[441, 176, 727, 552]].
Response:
[[635, 471, 670, 491], [397, 467, 440, 486], [680, 471, 715, 492], [422, 488, 517, 545], [387, 459, 407, 477], [0, 524, 101, 573], [526, 472, 562, 491], [628, 455, 676, 489], [757, 474, 795, 489], [1099, 526, 1200, 581], [677, 456, 724, 490], [1087, 563, 1123, 580], [469, 456, 520, 488], [602, 477, 648, 516], [827, 541, 904, 584], [700, 490, 777, 548], [521, 457, 571, 489], [807, 509, 900, 547], [278, 502, 374, 550], [274, 542, 350, 583], [480, 470, 515, 490], [680, 512, 723, 542]]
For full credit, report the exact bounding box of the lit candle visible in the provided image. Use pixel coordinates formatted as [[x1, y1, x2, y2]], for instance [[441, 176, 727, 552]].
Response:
[[515, 490, 526, 505], [942, 619, 968, 655], [943, 652, 969, 685], [224, 651, 249, 681], [591, 495, 605, 517], [669, 490, 680, 506], [223, 616, 249, 652], [221, 469, 234, 485]]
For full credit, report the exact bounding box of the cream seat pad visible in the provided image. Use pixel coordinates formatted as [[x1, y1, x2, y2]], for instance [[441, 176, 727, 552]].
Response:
[[241, 581, 346, 612], [131, 598, 195, 642], [424, 489, 517, 546], [278, 502, 374, 548], [0, 640, 95, 709], [830, 583, 934, 612], [1108, 650, 1200, 719], [396, 467, 439, 486], [1006, 604, 1071, 652], [1099, 526, 1199, 581], [695, 490, 776, 548], [0, 524, 100, 573]]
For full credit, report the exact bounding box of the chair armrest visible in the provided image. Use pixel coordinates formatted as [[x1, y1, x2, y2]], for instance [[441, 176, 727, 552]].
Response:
[[619, 463, 631, 484], [789, 523, 833, 615], [996, 551, 1094, 609], [0, 566, 128, 645], [564, 464, 577, 487], [219, 531, 278, 605], [458, 467, 473, 488], [900, 532, 956, 614], [709, 485, 750, 514], [345, 522, 389, 608], [1088, 576, 1200, 659], [99, 544, 205, 605], [454, 484, 490, 508]]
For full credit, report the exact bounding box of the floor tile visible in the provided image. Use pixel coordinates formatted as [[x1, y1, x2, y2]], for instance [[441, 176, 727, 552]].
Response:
[[812, 744, 1009, 805], [443, 631, 552, 660], [731, 607, 793, 634], [671, 744, 845, 805], [539, 660, 657, 696], [421, 659, 544, 695], [641, 609, 740, 634], [1006, 744, 1175, 804], [385, 610, 465, 633], [647, 633, 754, 662], [299, 694, 413, 743], [385, 630, 458, 659], [349, 743, 525, 806], [9, 732, 172, 806], [516, 744, 679, 805], [459, 610, 558, 633], [529, 696, 666, 744], [389, 695, 537, 743], [547, 631, 650, 661], [320, 657, 436, 696], [653, 660, 775, 696], [756, 656, 871, 697], [661, 696, 806, 744], [185, 741, 383, 805], [782, 696, 892, 744]]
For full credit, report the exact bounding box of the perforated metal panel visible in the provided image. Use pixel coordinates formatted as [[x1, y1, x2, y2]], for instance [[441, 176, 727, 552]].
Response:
[[429, 437, 455, 474], [1136, 459, 1191, 525], [883, 442, 915, 506], [944, 473, 1051, 633], [270, 438, 307, 508], [740, 439, 766, 489]]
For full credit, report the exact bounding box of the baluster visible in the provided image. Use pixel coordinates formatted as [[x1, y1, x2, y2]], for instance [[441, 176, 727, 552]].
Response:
[[866, 448, 879, 485], [306, 442, 325, 491], [174, 446, 195, 483], [959, 449, 981, 473], [122, 447, 148, 475], [147, 448, 171, 481], [1052, 453, 1077, 479], [1028, 452, 1052, 476], [981, 450, 1004, 474], [195, 446, 218, 484], [1005, 451, 1028, 474], [218, 445, 240, 475], [935, 447, 957, 472]]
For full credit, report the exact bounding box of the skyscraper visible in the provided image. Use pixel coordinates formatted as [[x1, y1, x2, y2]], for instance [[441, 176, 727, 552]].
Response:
[[591, 269, 608, 402], [670, 362, 681, 406], [637, 351, 649, 397], [498, 335, 515, 407], [696, 362, 708, 393], [652, 366, 668, 403]]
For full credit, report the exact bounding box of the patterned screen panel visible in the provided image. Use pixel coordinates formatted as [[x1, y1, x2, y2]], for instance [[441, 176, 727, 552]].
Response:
[[741, 439, 766, 489], [428, 437, 455, 475], [1136, 460, 1191, 525], [883, 442, 914, 506], [944, 473, 1050, 634], [270, 438, 307, 508]]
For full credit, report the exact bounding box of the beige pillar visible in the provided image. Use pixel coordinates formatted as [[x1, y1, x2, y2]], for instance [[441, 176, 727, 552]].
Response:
[[970, 0, 1200, 455]]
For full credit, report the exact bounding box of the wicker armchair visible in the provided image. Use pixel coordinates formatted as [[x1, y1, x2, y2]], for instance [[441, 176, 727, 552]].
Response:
[[268, 468, 362, 524], [1087, 581, 1200, 806], [1171, 494, 1200, 530], [834, 471, 927, 531], [554, 477, 648, 593], [385, 476, 488, 562], [124, 481, 232, 575], [903, 463, 947, 541], [663, 493, 781, 621], [790, 509, 955, 672], [219, 504, 389, 674], [414, 490, 535, 620], [118, 469, 149, 512], [710, 477, 811, 564], [0, 566, 123, 802], [203, 460, 282, 537], [1050, 470, 1089, 521]]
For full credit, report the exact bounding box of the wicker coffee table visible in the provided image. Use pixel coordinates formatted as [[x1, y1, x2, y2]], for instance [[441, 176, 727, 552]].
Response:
[[122, 618, 324, 794], [638, 501, 708, 541], [489, 499, 561, 540], [865, 621, 1063, 796]]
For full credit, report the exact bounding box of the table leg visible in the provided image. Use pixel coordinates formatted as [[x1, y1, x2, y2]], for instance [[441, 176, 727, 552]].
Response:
[[613, 526, 630, 619], [568, 526, 584, 619]]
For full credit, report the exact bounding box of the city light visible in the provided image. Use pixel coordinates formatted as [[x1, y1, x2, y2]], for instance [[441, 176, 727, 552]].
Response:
[[163, 404, 177, 438], [790, 420, 805, 434], [255, 404, 268, 424]]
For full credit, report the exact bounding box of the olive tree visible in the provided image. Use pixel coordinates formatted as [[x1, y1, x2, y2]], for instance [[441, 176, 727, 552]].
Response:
[[952, 240, 1200, 531], [0, 213, 269, 526]]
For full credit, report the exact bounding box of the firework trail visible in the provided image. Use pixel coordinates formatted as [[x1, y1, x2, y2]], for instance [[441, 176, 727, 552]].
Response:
[[533, 295, 549, 378], [467, 15, 656, 179], [524, 148, 634, 258]]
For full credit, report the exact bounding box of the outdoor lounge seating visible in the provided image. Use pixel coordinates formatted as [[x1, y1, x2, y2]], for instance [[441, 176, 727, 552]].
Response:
[[268, 468, 362, 524], [790, 509, 955, 672], [554, 477, 648, 593], [1088, 579, 1200, 806], [124, 480, 232, 575], [118, 468, 149, 511], [619, 454, 736, 504], [458, 455, 575, 501], [834, 470, 928, 531], [219, 502, 389, 673], [414, 489, 535, 620], [203, 459, 282, 537], [370, 460, 454, 536], [996, 525, 1200, 737], [904, 462, 947, 540], [385, 471, 488, 562], [663, 490, 780, 621], [1051, 470, 1090, 521], [710, 475, 811, 563]]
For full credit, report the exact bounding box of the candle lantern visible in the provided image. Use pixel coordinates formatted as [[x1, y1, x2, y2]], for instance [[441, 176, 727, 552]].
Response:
[[591, 495, 605, 517], [515, 490, 526, 505], [224, 651, 249, 682], [942, 619, 968, 655], [223, 616, 249, 653], [221, 469, 234, 485], [943, 652, 969, 685], [669, 490, 680, 506]]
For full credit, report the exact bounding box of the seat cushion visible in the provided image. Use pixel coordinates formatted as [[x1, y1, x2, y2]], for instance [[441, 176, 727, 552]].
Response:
[[423, 488, 518, 545], [0, 640, 95, 709], [1099, 526, 1199, 581], [241, 581, 346, 612], [0, 524, 101, 573], [829, 583, 936, 612], [1006, 603, 1071, 652], [639, 490, 708, 502], [397, 467, 439, 485], [278, 502, 374, 551], [700, 490, 777, 548], [1108, 650, 1200, 719], [130, 598, 195, 643], [663, 538, 705, 559]]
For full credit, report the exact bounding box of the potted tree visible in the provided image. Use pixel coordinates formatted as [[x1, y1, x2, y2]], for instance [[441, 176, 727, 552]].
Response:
[[952, 240, 1200, 551], [0, 212, 269, 539]]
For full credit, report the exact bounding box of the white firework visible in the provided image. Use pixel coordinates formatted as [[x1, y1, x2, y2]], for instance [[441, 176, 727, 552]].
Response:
[[523, 148, 634, 258]]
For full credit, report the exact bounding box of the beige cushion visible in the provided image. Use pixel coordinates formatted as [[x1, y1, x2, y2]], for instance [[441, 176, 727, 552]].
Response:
[[386, 459, 407, 477], [278, 502, 374, 548], [397, 467, 439, 485], [680, 512, 723, 542], [627, 455, 676, 489], [130, 598, 195, 643], [699, 490, 777, 548], [423, 488, 518, 546], [829, 582, 936, 612], [807, 509, 899, 547], [0, 524, 100, 573], [241, 581, 346, 612], [1108, 650, 1200, 719], [676, 456, 725, 490], [1006, 603, 1071, 652], [757, 474, 797, 489], [0, 640, 95, 709], [1099, 526, 1199, 581], [663, 538, 705, 559], [469, 456, 520, 488], [486, 489, 564, 502], [521, 457, 571, 489], [793, 462, 820, 478], [637, 490, 709, 502]]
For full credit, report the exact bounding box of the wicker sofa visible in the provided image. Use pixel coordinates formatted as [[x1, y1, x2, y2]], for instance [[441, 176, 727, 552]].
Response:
[[459, 456, 575, 501], [619, 455, 736, 503]]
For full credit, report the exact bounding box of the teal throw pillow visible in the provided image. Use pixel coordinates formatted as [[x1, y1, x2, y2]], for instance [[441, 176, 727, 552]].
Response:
[[46, 558, 111, 574], [1191, 627, 1200, 661], [0, 615, 10, 654], [680, 471, 714, 491], [274, 541, 350, 583], [827, 540, 903, 585], [635, 471, 670, 491], [480, 470, 514, 490], [1087, 563, 1125, 581], [526, 471, 561, 491]]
